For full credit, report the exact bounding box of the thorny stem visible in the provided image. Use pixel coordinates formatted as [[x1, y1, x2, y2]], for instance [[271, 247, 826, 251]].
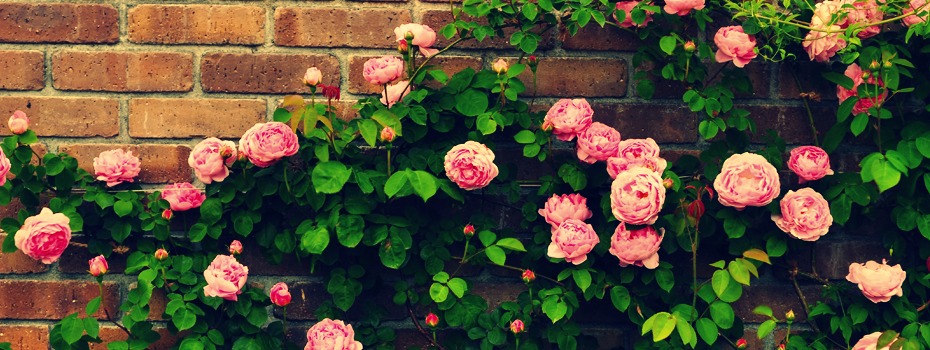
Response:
[[407, 301, 447, 350], [98, 281, 131, 336], [748, 2, 930, 34], [400, 36, 473, 98], [790, 67, 820, 146]]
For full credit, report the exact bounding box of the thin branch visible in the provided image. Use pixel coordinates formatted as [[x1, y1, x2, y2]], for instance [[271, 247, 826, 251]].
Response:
[[406, 302, 447, 350]]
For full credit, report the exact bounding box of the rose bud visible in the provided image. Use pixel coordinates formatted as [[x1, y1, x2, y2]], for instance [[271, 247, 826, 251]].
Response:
[[162, 209, 173, 221], [510, 319, 525, 334], [398, 40, 409, 55], [521, 269, 536, 283], [663, 178, 674, 189], [8, 110, 28, 135], [425, 312, 439, 327], [541, 120, 553, 132], [492, 58, 509, 75], [463, 224, 475, 237], [405, 31, 415, 41], [154, 248, 169, 261], [303, 67, 322, 87], [380, 127, 396, 143], [88, 255, 109, 277], [684, 41, 696, 52], [229, 240, 243, 255], [785, 309, 795, 322], [777, 345, 785, 350], [270, 282, 292, 307], [736, 338, 748, 349]]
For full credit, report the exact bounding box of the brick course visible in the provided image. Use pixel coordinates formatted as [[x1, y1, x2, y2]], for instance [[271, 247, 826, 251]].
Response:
[[128, 5, 265, 45], [0, 3, 118, 44], [53, 51, 193, 92], [0, 51, 44, 91]]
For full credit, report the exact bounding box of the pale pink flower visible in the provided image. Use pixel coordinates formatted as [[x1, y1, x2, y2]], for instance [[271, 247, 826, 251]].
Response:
[[305, 319, 363, 350], [88, 255, 108, 277], [543, 99, 594, 142], [229, 240, 243, 255], [8, 110, 28, 135], [547, 219, 599, 265], [846, 260, 906, 303], [576, 122, 621, 164], [713, 153, 780, 210], [443, 141, 499, 190], [203, 255, 249, 301], [714, 26, 757, 68], [904, 0, 929, 26], [608, 223, 663, 269], [381, 80, 411, 108], [0, 148, 10, 186], [788, 146, 834, 183], [772, 188, 833, 241], [837, 63, 887, 116], [270, 282, 292, 307], [614, 1, 653, 28], [93, 149, 141, 187], [394, 23, 439, 57], [606, 138, 667, 178], [852, 332, 895, 350], [238, 122, 299, 168], [663, 0, 705, 15], [161, 182, 206, 212], [610, 167, 666, 225], [14, 208, 71, 264], [363, 56, 405, 85], [304, 67, 322, 86], [538, 193, 593, 231], [803, 26, 847, 62], [189, 137, 237, 184]]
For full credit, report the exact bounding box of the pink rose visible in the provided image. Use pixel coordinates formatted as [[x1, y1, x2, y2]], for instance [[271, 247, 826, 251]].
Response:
[[845, 0, 883, 38], [614, 1, 653, 28], [714, 26, 757, 68], [93, 149, 141, 187], [304, 67, 322, 86], [606, 138, 667, 178], [837, 63, 887, 116], [8, 110, 28, 135], [188, 137, 237, 184], [380, 126, 396, 143], [510, 319, 525, 334], [853, 332, 895, 350], [904, 0, 928, 26], [203, 254, 249, 301], [608, 223, 663, 269], [610, 167, 666, 225], [89, 255, 108, 277], [0, 148, 10, 186], [14, 208, 71, 264], [772, 188, 833, 242], [713, 153, 780, 210], [537, 193, 594, 231], [547, 219, 599, 265], [394, 23, 439, 57], [576, 122, 621, 164], [543, 98, 594, 141], [270, 282, 291, 307], [229, 240, 243, 255], [788, 146, 834, 183], [492, 58, 509, 74], [238, 122, 299, 168], [802, 26, 847, 62], [161, 182, 206, 212], [363, 56, 405, 85], [663, 0, 705, 15], [846, 260, 906, 303], [305, 319, 363, 350], [443, 141, 499, 190], [381, 80, 411, 108]]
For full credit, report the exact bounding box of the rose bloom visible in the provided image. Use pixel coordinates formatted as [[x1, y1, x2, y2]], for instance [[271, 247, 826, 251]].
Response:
[[161, 182, 206, 212], [610, 167, 666, 225], [663, 0, 704, 15], [0, 148, 10, 186], [89, 255, 108, 277], [788, 146, 834, 183], [837, 63, 887, 116], [305, 319, 363, 350], [443, 141, 499, 190], [846, 260, 906, 303], [394, 23, 439, 57], [543, 98, 594, 141], [845, 0, 883, 38], [538, 193, 594, 231], [8, 110, 28, 135], [714, 26, 757, 68], [803, 26, 847, 63], [547, 219, 599, 265], [576, 122, 621, 164], [853, 332, 895, 350], [713, 152, 780, 210], [492, 58, 509, 74], [154, 248, 169, 261], [188, 137, 237, 184], [614, 1, 653, 28], [363, 56, 405, 85], [904, 0, 928, 26], [608, 223, 664, 269], [772, 188, 833, 242], [239, 122, 299, 168], [93, 149, 141, 187], [381, 80, 411, 108], [510, 319, 525, 334], [229, 240, 243, 255], [14, 208, 71, 264], [304, 67, 322, 86], [203, 254, 249, 301], [380, 126, 396, 143], [270, 282, 292, 307], [606, 138, 667, 178]]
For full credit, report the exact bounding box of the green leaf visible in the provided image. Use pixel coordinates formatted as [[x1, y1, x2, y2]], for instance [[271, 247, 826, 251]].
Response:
[[447, 278, 468, 298], [61, 314, 84, 344], [83, 317, 99, 339], [695, 318, 718, 345], [384, 171, 408, 198], [407, 170, 438, 202], [742, 249, 771, 264], [514, 130, 536, 144], [542, 297, 568, 323], [485, 245, 506, 265], [878, 330, 899, 348], [917, 137, 930, 158], [711, 270, 730, 298], [371, 110, 402, 136], [651, 312, 677, 342], [709, 301, 735, 329], [430, 282, 450, 303], [659, 36, 677, 55], [199, 198, 223, 224], [336, 215, 365, 248], [173, 307, 197, 331], [676, 317, 696, 348], [379, 235, 407, 269], [655, 268, 674, 292], [728, 260, 750, 285], [114, 201, 133, 217], [522, 3, 538, 20], [572, 269, 592, 292], [300, 225, 330, 255], [86, 296, 102, 316], [757, 319, 777, 339], [610, 286, 631, 312], [872, 157, 902, 192], [753, 305, 773, 318], [495, 238, 526, 252], [358, 119, 379, 147], [312, 161, 352, 194], [850, 113, 869, 136], [233, 216, 253, 236], [455, 89, 489, 117], [189, 223, 208, 242], [823, 72, 855, 89]]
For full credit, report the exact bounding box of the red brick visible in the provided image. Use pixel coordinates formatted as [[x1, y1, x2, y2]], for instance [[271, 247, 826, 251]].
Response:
[[592, 103, 697, 143], [562, 24, 641, 51], [0, 280, 120, 319], [128, 5, 264, 45], [0, 50, 44, 90], [93, 326, 177, 350], [0, 97, 118, 137], [57, 238, 127, 275], [0, 233, 49, 274], [421, 11, 554, 50], [58, 144, 193, 184], [0, 325, 49, 350], [129, 98, 265, 138], [0, 3, 118, 44], [201, 53, 340, 94], [53, 51, 193, 92], [274, 8, 412, 48], [518, 58, 627, 97], [347, 55, 482, 94]]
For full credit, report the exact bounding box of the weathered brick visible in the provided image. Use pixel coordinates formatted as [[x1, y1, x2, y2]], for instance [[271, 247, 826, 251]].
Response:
[[421, 10, 554, 50], [562, 24, 641, 51], [0, 3, 118, 44], [812, 239, 886, 280], [57, 238, 127, 275], [58, 144, 193, 184], [518, 58, 627, 97], [93, 326, 177, 350], [592, 103, 697, 143], [707, 62, 772, 98], [129, 98, 265, 138], [0, 50, 44, 90], [53, 51, 193, 92], [129, 5, 264, 45], [347, 55, 482, 94], [280, 281, 326, 320], [743, 105, 834, 144], [470, 282, 525, 310], [0, 280, 119, 319], [0, 233, 49, 274], [201, 53, 340, 94], [0, 97, 118, 137], [731, 284, 823, 323], [0, 324, 49, 350], [779, 61, 838, 100], [275, 8, 411, 48]]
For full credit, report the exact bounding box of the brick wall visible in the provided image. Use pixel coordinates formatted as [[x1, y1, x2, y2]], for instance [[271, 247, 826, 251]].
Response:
[[0, 1, 877, 349]]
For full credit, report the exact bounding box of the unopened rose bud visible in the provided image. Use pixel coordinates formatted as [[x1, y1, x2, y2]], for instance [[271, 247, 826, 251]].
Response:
[[686, 200, 705, 222], [736, 338, 748, 349], [405, 31, 415, 41], [154, 248, 169, 261], [662, 178, 673, 189], [270, 282, 292, 307], [219, 144, 235, 159], [492, 58, 509, 75], [229, 240, 243, 255], [684, 41, 696, 53], [463, 224, 475, 237], [88, 255, 109, 277], [527, 55, 538, 67], [777, 344, 786, 350], [510, 319, 525, 334], [425, 312, 439, 327], [884, 60, 893, 69], [521, 269, 536, 283], [162, 209, 173, 221], [380, 126, 396, 143], [303, 67, 322, 87], [398, 40, 409, 55], [541, 120, 553, 132], [8, 110, 29, 135], [785, 309, 795, 322], [868, 60, 881, 71]]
